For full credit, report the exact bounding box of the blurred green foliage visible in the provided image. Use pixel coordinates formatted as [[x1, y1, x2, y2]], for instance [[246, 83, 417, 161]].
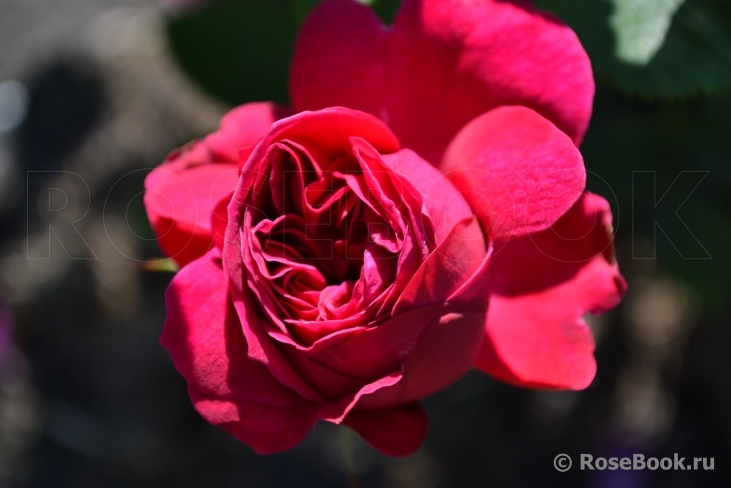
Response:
[[166, 0, 299, 105], [537, 0, 731, 98], [581, 86, 731, 310]]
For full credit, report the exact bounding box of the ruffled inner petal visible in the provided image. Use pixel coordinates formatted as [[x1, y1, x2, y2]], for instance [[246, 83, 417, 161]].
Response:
[[239, 138, 436, 346]]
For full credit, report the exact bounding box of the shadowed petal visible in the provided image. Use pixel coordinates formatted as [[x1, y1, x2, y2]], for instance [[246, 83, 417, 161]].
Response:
[[475, 193, 627, 390], [162, 252, 317, 453], [343, 403, 428, 457]]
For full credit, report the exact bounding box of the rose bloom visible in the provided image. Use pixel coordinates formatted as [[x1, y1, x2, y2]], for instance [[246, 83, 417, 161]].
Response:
[[145, 0, 626, 456]]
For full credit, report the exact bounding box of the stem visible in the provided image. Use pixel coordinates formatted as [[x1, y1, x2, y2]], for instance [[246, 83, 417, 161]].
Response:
[[141, 258, 179, 273], [340, 427, 360, 488]]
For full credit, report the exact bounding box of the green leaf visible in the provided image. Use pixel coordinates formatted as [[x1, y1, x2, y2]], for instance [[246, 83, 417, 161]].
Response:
[[166, 0, 301, 105], [609, 0, 685, 65], [537, 0, 731, 98], [360, 0, 402, 25]]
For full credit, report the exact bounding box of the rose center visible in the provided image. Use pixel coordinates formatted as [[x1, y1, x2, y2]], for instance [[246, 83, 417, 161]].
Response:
[[244, 143, 401, 324]]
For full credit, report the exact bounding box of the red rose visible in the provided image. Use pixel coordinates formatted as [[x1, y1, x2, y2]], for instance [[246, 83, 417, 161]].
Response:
[[155, 107, 490, 456], [144, 0, 626, 455]]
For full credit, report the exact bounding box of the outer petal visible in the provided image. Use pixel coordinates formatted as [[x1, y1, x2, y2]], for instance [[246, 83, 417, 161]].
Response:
[[164, 254, 426, 455], [440, 106, 586, 241], [394, 217, 486, 314], [381, 148, 476, 247], [475, 193, 627, 390], [342, 403, 428, 457], [209, 102, 291, 165], [291, 0, 594, 165], [145, 162, 239, 266], [242, 107, 401, 167], [144, 102, 286, 267], [162, 252, 317, 453], [272, 301, 486, 404], [355, 306, 486, 409]]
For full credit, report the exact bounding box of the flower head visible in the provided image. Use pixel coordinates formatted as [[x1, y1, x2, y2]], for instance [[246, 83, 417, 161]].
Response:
[[144, 0, 626, 455]]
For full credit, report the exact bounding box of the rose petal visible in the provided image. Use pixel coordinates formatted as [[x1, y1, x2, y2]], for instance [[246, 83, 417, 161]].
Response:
[[291, 0, 593, 165], [278, 304, 446, 383], [188, 386, 315, 455], [146, 162, 239, 266], [226, 110, 408, 351], [356, 307, 486, 409], [440, 106, 586, 241], [144, 102, 286, 266], [278, 348, 368, 400], [162, 252, 317, 453], [229, 271, 328, 403], [342, 403, 428, 457], [242, 109, 400, 173], [394, 217, 486, 314], [381, 148, 476, 247], [210, 102, 291, 166], [475, 193, 627, 390]]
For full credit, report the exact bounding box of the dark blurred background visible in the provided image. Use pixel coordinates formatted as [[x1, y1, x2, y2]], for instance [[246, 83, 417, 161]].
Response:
[[0, 0, 729, 486]]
